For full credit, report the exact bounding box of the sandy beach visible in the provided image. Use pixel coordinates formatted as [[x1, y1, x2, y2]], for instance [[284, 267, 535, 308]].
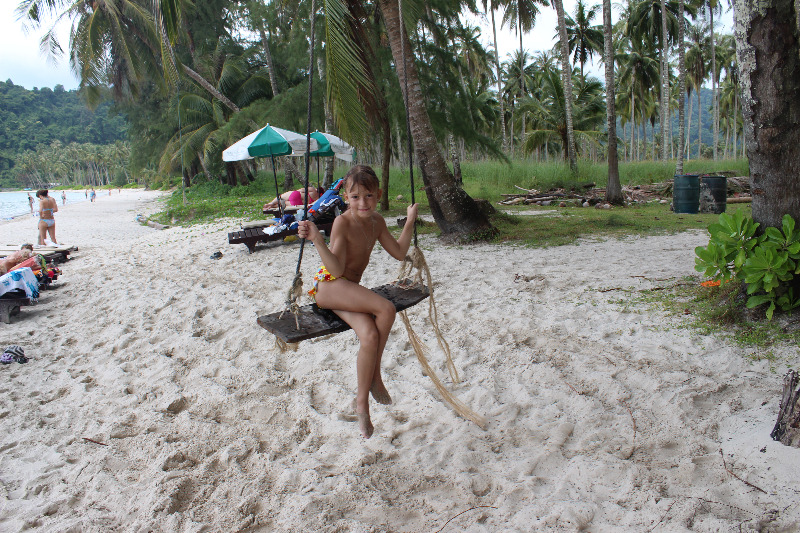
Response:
[[0, 189, 797, 531]]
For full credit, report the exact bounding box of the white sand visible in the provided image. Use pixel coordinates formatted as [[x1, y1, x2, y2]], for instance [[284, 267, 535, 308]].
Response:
[[0, 190, 798, 531]]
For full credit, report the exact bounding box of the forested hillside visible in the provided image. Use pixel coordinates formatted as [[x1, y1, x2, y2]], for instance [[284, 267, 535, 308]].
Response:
[[0, 80, 127, 187]]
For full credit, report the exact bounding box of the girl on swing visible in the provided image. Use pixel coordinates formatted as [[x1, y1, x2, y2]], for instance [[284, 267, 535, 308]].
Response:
[[298, 165, 418, 439]]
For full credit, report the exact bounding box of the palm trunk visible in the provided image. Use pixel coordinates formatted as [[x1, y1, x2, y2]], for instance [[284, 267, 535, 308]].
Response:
[[259, 24, 280, 96], [554, 0, 578, 172], [710, 8, 719, 161], [182, 65, 240, 113], [660, 0, 670, 160], [378, 0, 492, 236], [677, 0, 687, 172], [686, 90, 693, 161], [492, 9, 507, 151], [733, 0, 800, 228], [697, 88, 702, 158], [603, 0, 622, 204]]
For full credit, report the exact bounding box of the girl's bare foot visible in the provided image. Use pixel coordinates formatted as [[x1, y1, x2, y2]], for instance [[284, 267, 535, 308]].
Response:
[[370, 381, 392, 405], [356, 411, 374, 439]]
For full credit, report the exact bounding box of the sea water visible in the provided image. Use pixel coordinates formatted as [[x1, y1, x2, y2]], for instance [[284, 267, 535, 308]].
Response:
[[0, 190, 90, 220]]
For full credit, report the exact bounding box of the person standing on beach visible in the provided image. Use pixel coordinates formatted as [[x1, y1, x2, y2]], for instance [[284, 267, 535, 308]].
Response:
[[27, 194, 34, 214], [61, 191, 66, 205], [36, 189, 58, 245], [90, 188, 96, 202], [298, 165, 418, 439], [85, 189, 88, 198]]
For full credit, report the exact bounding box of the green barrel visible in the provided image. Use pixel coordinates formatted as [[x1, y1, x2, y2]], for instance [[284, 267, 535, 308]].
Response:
[[673, 174, 700, 214], [700, 175, 727, 214]]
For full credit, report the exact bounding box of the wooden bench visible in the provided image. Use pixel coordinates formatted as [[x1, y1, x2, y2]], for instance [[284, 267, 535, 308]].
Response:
[[228, 222, 333, 253], [0, 297, 32, 324]]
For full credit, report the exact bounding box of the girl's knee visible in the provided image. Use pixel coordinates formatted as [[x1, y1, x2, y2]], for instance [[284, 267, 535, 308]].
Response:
[[358, 326, 381, 349]]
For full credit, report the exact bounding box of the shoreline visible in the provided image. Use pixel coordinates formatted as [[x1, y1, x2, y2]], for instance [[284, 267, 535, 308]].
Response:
[[0, 192, 798, 530]]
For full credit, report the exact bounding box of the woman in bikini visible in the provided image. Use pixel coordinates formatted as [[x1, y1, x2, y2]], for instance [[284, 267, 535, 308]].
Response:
[[36, 189, 58, 245]]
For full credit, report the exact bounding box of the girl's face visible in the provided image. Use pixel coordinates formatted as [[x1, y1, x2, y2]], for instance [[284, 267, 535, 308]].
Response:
[[344, 183, 380, 219]]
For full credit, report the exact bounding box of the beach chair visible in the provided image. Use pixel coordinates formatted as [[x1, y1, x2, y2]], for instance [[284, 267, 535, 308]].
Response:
[[0, 244, 77, 263], [227, 221, 334, 253], [0, 297, 32, 324]]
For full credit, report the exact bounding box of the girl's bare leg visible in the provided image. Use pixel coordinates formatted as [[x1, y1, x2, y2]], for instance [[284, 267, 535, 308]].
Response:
[[47, 225, 57, 244], [37, 221, 47, 245], [316, 280, 396, 437]]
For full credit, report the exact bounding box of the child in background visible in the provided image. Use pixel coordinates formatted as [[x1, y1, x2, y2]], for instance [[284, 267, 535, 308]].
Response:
[[298, 165, 418, 439]]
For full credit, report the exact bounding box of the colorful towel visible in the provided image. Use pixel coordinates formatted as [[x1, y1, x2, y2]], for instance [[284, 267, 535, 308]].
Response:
[[0, 268, 39, 300]]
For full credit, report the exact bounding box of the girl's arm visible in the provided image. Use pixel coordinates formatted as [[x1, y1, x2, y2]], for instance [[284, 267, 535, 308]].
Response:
[[297, 217, 347, 277], [377, 203, 418, 261]]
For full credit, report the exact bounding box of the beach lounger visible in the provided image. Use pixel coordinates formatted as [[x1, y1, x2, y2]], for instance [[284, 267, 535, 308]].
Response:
[[262, 205, 302, 216], [0, 244, 77, 263], [227, 222, 333, 253], [0, 297, 32, 324]]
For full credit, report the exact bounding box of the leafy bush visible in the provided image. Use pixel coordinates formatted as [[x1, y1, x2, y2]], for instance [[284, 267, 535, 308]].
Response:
[[695, 211, 800, 319]]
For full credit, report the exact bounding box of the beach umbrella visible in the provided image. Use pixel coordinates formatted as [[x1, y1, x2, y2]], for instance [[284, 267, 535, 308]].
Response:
[[222, 124, 319, 217], [287, 131, 356, 188], [309, 131, 356, 162], [222, 124, 318, 162]]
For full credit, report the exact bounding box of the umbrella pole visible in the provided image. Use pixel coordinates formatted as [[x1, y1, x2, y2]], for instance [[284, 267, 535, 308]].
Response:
[[271, 155, 283, 218], [317, 158, 321, 190]]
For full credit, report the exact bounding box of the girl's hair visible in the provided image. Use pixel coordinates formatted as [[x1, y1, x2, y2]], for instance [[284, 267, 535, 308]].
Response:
[[36, 189, 48, 198], [344, 165, 380, 193]]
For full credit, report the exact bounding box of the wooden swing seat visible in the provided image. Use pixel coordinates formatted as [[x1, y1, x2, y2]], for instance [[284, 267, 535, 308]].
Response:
[[257, 282, 429, 342]]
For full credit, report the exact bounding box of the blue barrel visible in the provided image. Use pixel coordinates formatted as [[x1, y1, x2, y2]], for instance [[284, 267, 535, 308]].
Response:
[[673, 174, 700, 214], [700, 175, 727, 214]]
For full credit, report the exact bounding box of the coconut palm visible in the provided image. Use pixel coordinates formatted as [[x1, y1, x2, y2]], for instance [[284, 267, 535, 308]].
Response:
[[371, 0, 493, 236], [601, 0, 621, 202], [482, 0, 510, 150], [561, 0, 603, 78], [553, 0, 578, 171], [17, 0, 241, 113], [521, 67, 605, 159], [685, 21, 709, 158]]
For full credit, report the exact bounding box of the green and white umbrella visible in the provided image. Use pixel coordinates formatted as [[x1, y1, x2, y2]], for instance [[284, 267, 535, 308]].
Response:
[[290, 131, 355, 162], [222, 124, 319, 217], [222, 124, 318, 162]]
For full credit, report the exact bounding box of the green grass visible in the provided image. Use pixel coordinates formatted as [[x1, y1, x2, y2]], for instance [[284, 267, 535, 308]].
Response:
[[621, 274, 800, 353], [150, 158, 750, 245]]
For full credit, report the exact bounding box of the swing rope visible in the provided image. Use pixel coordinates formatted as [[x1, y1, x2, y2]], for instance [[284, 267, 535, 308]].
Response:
[[275, 0, 318, 353], [395, 0, 484, 428]]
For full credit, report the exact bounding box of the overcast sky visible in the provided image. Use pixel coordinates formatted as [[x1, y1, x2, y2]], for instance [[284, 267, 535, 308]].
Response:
[[0, 1, 732, 92]]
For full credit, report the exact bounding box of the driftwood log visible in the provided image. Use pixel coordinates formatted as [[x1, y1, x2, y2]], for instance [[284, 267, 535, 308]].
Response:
[[771, 370, 800, 446]]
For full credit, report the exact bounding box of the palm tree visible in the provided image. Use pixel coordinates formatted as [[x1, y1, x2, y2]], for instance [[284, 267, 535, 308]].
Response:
[[17, 0, 241, 113], [374, 0, 493, 236], [675, 0, 687, 172], [521, 68, 605, 157], [562, 0, 603, 78], [685, 21, 709, 158], [616, 39, 659, 160], [553, 0, 578, 171], [602, 0, 621, 202], [704, 0, 723, 160], [482, 0, 510, 150], [503, 0, 548, 152]]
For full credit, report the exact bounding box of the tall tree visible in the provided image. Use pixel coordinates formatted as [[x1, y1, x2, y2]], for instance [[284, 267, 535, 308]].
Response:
[[553, 0, 578, 171], [482, 0, 509, 150], [676, 0, 687, 172], [503, 0, 548, 155], [602, 0, 621, 203], [562, 0, 603, 78], [733, 0, 800, 229], [376, 0, 493, 237]]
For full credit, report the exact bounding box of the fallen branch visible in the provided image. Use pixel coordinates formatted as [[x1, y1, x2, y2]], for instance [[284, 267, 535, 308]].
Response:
[[719, 449, 768, 494], [435, 506, 498, 533], [82, 437, 108, 446]]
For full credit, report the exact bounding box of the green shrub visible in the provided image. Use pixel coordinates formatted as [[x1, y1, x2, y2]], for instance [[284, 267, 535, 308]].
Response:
[[695, 211, 800, 319]]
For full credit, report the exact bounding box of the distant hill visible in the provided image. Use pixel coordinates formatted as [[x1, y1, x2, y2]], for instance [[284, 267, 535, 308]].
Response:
[[0, 80, 128, 187]]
